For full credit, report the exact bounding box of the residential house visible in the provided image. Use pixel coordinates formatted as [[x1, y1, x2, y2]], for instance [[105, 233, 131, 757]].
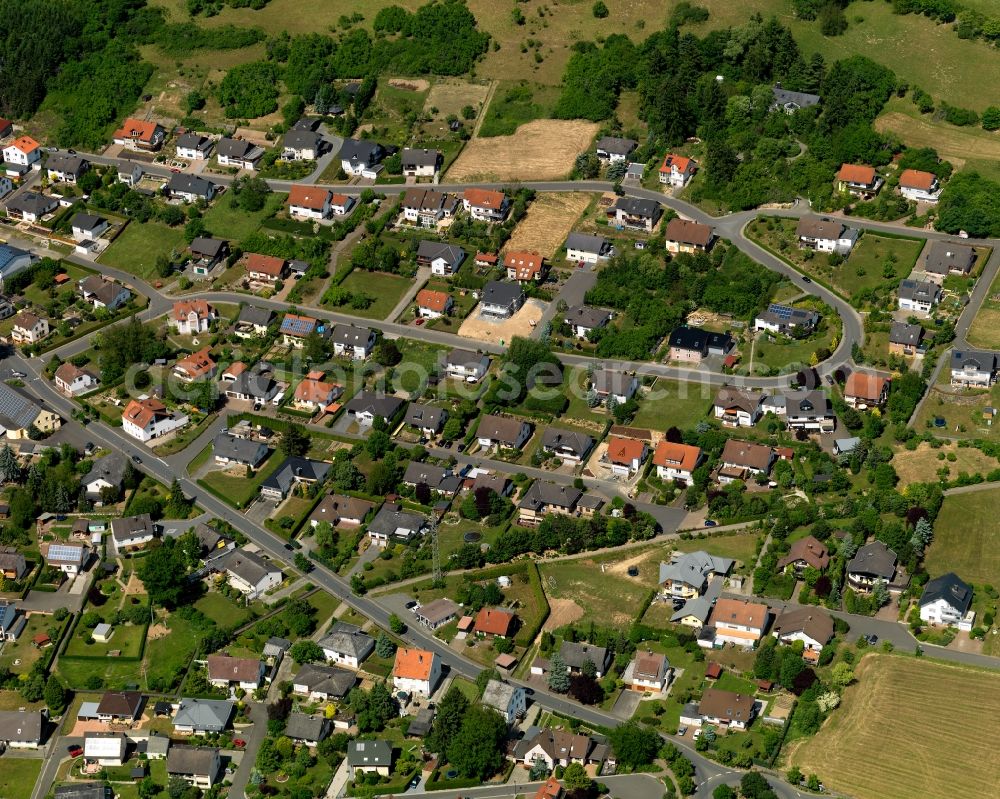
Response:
[[668, 326, 734, 363], [754, 304, 820, 335], [683, 688, 757, 731], [259, 457, 330, 501], [897, 278, 939, 314], [664, 218, 714, 254], [287, 185, 333, 220], [167, 745, 221, 790], [713, 387, 764, 427], [898, 168, 941, 203], [414, 598, 460, 630], [216, 137, 264, 170], [188, 237, 228, 276], [175, 132, 214, 160], [347, 740, 392, 777], [836, 163, 883, 198], [280, 313, 325, 348], [795, 216, 859, 254], [172, 699, 234, 735], [330, 323, 376, 359], [480, 280, 525, 318], [339, 139, 384, 176], [0, 550, 26, 580], [844, 371, 891, 409], [481, 679, 526, 725], [344, 391, 404, 427], [293, 375, 342, 412], [292, 663, 357, 701], [659, 154, 697, 187], [541, 427, 594, 464], [401, 148, 441, 177], [888, 322, 924, 356], [0, 119, 11, 138], [475, 251, 498, 268], [590, 369, 639, 405], [520, 728, 600, 769], [718, 439, 774, 484], [78, 275, 131, 310], [110, 514, 155, 552], [217, 548, 281, 600], [393, 647, 441, 697], [367, 503, 425, 548], [402, 461, 450, 491], [95, 691, 143, 724], [318, 622, 374, 668], [771, 83, 820, 113], [0, 381, 60, 438], [444, 348, 490, 382], [309, 494, 374, 529], [776, 536, 830, 575], [282, 129, 323, 161], [46, 542, 89, 574], [224, 362, 282, 405], [10, 311, 48, 345], [919, 572, 974, 630], [172, 347, 216, 383], [3, 136, 41, 166], [70, 213, 109, 243], [563, 305, 612, 339], [113, 119, 165, 151], [403, 403, 448, 437], [951, 349, 998, 388], [7, 191, 57, 223], [595, 136, 637, 162], [475, 607, 517, 639], [477, 414, 532, 451], [46, 154, 88, 183], [658, 551, 734, 598], [709, 598, 770, 647], [403, 190, 457, 228], [605, 436, 647, 477], [0, 600, 25, 641], [558, 641, 610, 677], [416, 288, 453, 319], [416, 240, 465, 275], [121, 397, 188, 442], [653, 441, 702, 484], [245, 253, 287, 283], [782, 390, 835, 432], [0, 243, 32, 283], [517, 481, 582, 526], [285, 713, 331, 747], [771, 607, 834, 662], [608, 197, 662, 232], [462, 188, 509, 222], [167, 173, 216, 203], [846, 541, 899, 593], [565, 233, 613, 264], [625, 651, 671, 692], [505, 250, 546, 283], [923, 241, 975, 283], [171, 300, 216, 335], [117, 163, 143, 186], [0, 709, 44, 748], [84, 733, 128, 766], [206, 655, 265, 691], [234, 305, 275, 338]]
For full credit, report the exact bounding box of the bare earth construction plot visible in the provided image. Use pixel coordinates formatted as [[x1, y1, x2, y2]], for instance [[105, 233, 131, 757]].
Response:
[[446, 120, 599, 182], [505, 193, 594, 260], [788, 655, 1000, 799]]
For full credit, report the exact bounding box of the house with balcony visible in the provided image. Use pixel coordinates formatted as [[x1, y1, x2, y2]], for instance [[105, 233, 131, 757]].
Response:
[[771, 607, 834, 662], [754, 304, 820, 336], [480, 281, 525, 318], [608, 197, 662, 232], [462, 188, 509, 222], [888, 322, 924, 357], [844, 371, 891, 409], [795, 216, 858, 254], [708, 598, 770, 647], [401, 148, 441, 177], [121, 398, 188, 442], [898, 168, 941, 203], [897, 278, 939, 315], [113, 119, 165, 152], [718, 439, 774, 484], [658, 551, 734, 599], [668, 326, 734, 363], [950, 349, 997, 388], [664, 218, 714, 254], [393, 647, 440, 697], [416, 240, 465, 275], [919, 572, 974, 630], [564, 305, 613, 339], [10, 312, 48, 345], [923, 241, 975, 284], [836, 163, 883, 198], [605, 436, 647, 477], [595, 136, 636, 163], [170, 300, 216, 335], [659, 154, 697, 187], [565, 233, 613, 264], [541, 427, 594, 464], [517, 481, 583, 526], [712, 387, 764, 428], [590, 369, 638, 405], [681, 688, 757, 730], [444, 348, 490, 382], [330, 324, 376, 359], [653, 441, 702, 484], [624, 651, 671, 692], [216, 137, 264, 170], [776, 535, 829, 575], [175, 132, 214, 160], [403, 189, 457, 228], [846, 541, 900, 594]]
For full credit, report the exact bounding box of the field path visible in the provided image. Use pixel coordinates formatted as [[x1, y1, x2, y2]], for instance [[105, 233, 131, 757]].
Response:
[[472, 79, 499, 138]]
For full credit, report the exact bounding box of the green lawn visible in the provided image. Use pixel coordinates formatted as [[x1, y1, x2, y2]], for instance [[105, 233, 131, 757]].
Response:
[[98, 221, 189, 280], [967, 265, 1000, 350], [0, 758, 42, 799], [0, 615, 59, 675], [392, 339, 448, 393], [925, 487, 1000, 585], [194, 592, 256, 628], [539, 555, 654, 629], [913, 365, 1000, 441], [202, 191, 284, 241], [335, 270, 414, 320], [837, 235, 926, 299], [632, 378, 713, 432], [748, 322, 838, 376], [64, 621, 146, 658], [199, 451, 284, 508], [674, 532, 761, 569]]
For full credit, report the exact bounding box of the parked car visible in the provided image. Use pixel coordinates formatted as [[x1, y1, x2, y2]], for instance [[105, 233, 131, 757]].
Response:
[[131, 454, 142, 464], [233, 739, 246, 748], [67, 745, 83, 757], [84, 442, 95, 456], [704, 519, 718, 527]]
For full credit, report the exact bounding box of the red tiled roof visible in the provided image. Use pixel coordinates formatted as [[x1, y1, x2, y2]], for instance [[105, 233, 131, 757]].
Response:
[[122, 397, 169, 429], [172, 299, 214, 322], [287, 184, 331, 210], [416, 289, 451, 313], [245, 253, 286, 276], [899, 169, 936, 191], [606, 436, 646, 465], [660, 154, 694, 174], [653, 441, 700, 472], [7, 135, 39, 155], [113, 118, 160, 143], [295, 378, 340, 405], [394, 647, 436, 680], [845, 371, 889, 401], [504, 250, 544, 280], [475, 252, 498, 264], [463, 188, 505, 210], [837, 163, 876, 185], [174, 347, 216, 379], [474, 607, 517, 637]]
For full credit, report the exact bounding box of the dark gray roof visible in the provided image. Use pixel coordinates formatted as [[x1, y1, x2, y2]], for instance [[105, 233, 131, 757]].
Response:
[[340, 138, 382, 166], [756, 303, 819, 328], [564, 305, 612, 330], [924, 241, 975, 275], [283, 129, 322, 150], [847, 541, 897, 580], [772, 84, 820, 109], [237, 305, 275, 326], [47, 154, 87, 174], [190, 236, 227, 258], [261, 457, 330, 495], [401, 148, 440, 167], [84, 452, 128, 489], [591, 369, 635, 395], [898, 278, 937, 303], [293, 663, 357, 697], [213, 432, 267, 465], [920, 572, 973, 615], [670, 325, 734, 354], [558, 640, 609, 670], [216, 137, 257, 159], [796, 215, 845, 240], [167, 745, 219, 777], [345, 390, 404, 420], [951, 349, 997, 373], [403, 403, 448, 431], [173, 698, 234, 732], [176, 132, 212, 151], [318, 622, 375, 661], [7, 191, 56, 217], [110, 513, 154, 542], [368, 503, 425, 539], [541, 427, 593, 458], [330, 323, 374, 348], [0, 709, 43, 743], [416, 240, 465, 264], [285, 713, 330, 742], [71, 212, 105, 231], [784, 390, 831, 419], [482, 280, 524, 307], [347, 739, 391, 767], [168, 173, 215, 197], [446, 348, 489, 369], [518, 480, 581, 511], [613, 197, 660, 219], [565, 232, 610, 255], [293, 117, 321, 131], [227, 364, 278, 401], [217, 548, 280, 586], [889, 322, 923, 346], [596, 136, 637, 155], [403, 461, 448, 487]]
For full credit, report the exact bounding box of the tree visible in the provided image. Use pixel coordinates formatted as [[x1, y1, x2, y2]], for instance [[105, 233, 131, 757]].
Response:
[[374, 340, 402, 367], [279, 424, 310, 457], [375, 632, 396, 659], [445, 705, 507, 779], [388, 613, 405, 634], [426, 684, 469, 753], [0, 444, 22, 484], [547, 651, 570, 693], [289, 640, 324, 664], [294, 552, 312, 573], [713, 787, 736, 799], [44, 676, 68, 714], [872, 579, 890, 608], [608, 721, 659, 769], [568, 673, 603, 705], [563, 762, 593, 792], [137, 539, 189, 607], [592, 1, 609, 18], [831, 661, 855, 687], [415, 481, 432, 505]]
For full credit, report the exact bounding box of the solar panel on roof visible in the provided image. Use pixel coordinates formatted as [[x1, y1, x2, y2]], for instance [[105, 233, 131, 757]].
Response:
[[48, 544, 84, 561]]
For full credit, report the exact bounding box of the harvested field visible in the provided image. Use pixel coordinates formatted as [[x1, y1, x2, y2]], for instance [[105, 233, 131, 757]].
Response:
[[505, 193, 594, 260], [543, 598, 585, 632], [892, 442, 999, 488], [423, 78, 492, 121], [458, 298, 546, 344], [446, 120, 599, 182], [788, 654, 1000, 799]]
